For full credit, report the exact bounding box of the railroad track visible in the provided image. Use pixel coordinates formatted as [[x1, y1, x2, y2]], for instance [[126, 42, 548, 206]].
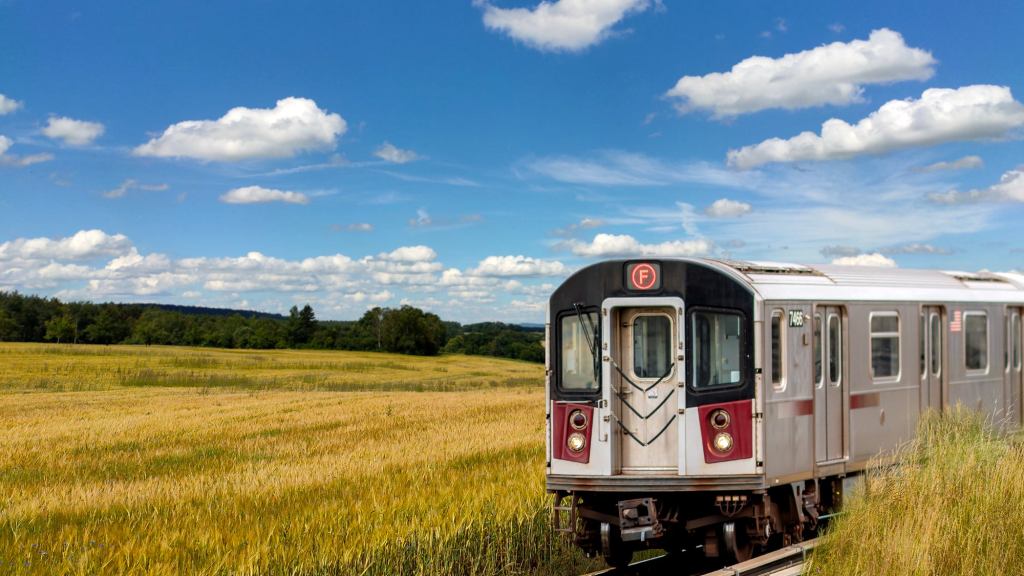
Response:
[[580, 538, 819, 576]]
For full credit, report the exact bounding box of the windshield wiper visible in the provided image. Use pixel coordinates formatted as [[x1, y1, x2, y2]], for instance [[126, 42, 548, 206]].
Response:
[[572, 302, 601, 386]]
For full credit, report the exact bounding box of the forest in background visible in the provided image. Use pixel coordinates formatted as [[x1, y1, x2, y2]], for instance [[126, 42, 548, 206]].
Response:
[[0, 291, 543, 362]]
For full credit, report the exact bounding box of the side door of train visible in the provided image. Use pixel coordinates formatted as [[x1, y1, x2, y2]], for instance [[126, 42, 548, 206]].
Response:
[[814, 306, 847, 464], [921, 306, 945, 413], [1006, 307, 1023, 425]]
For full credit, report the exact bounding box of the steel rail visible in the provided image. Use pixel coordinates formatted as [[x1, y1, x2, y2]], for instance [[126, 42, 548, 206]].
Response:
[[577, 538, 819, 576], [701, 538, 818, 576]]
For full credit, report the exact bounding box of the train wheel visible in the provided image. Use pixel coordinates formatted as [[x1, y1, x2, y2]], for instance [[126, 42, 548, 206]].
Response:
[[600, 522, 634, 568], [722, 521, 753, 563]]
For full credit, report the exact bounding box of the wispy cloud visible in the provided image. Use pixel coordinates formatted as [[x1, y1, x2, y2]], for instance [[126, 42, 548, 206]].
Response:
[[102, 179, 170, 199]]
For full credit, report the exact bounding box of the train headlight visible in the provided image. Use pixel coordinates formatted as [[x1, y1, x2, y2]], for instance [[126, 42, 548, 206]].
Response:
[[567, 432, 586, 453], [712, 432, 734, 454], [709, 409, 731, 430], [569, 409, 588, 430]]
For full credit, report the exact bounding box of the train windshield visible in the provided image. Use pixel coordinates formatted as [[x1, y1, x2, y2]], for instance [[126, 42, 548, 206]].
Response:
[[560, 308, 600, 391], [692, 311, 743, 388]]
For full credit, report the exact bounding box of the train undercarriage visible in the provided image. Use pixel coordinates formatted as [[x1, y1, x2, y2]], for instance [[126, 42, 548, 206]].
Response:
[[552, 477, 846, 568]]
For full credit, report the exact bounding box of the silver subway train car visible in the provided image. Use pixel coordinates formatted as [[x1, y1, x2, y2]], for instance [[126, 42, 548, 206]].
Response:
[[546, 258, 1024, 567]]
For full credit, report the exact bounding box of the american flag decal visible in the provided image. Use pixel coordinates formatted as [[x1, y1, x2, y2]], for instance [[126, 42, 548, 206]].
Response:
[[950, 310, 962, 332]]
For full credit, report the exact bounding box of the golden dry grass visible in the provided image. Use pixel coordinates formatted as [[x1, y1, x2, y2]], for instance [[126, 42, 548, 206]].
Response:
[[0, 343, 596, 575], [805, 409, 1024, 576]]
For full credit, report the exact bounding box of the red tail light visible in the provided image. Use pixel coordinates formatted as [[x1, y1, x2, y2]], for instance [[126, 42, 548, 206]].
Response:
[[552, 402, 593, 463], [697, 400, 752, 463]]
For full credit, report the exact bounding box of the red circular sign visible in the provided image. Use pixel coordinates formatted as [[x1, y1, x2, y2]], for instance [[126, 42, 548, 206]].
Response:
[[631, 263, 658, 290]]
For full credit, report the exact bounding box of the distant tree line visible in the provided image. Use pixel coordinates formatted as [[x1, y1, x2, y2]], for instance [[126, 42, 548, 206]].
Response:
[[0, 291, 543, 361]]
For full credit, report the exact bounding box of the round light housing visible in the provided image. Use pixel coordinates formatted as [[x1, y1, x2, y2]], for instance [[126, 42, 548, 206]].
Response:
[[567, 432, 586, 453], [569, 409, 588, 430], [712, 432, 734, 454], [709, 409, 731, 430]]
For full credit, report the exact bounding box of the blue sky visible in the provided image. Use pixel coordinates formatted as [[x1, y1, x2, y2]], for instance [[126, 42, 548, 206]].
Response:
[[1, 0, 1023, 322]]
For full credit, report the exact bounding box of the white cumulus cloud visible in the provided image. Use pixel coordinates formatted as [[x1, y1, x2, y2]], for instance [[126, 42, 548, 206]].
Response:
[[0, 229, 132, 261], [471, 255, 568, 277], [378, 245, 437, 263], [478, 0, 650, 52], [42, 116, 105, 146], [563, 233, 712, 257], [374, 142, 419, 164], [728, 85, 1024, 169], [830, 253, 897, 267], [220, 186, 310, 205], [705, 198, 752, 218], [929, 168, 1024, 204], [667, 29, 935, 118], [134, 97, 346, 161], [0, 94, 22, 115]]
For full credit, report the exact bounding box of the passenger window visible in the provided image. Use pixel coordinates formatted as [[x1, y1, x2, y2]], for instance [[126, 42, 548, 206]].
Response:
[[813, 313, 822, 387], [1014, 313, 1021, 371], [771, 311, 785, 392], [632, 315, 672, 378], [870, 313, 901, 380], [920, 313, 926, 377], [930, 313, 942, 376], [965, 312, 988, 372], [692, 311, 743, 389], [828, 314, 841, 384], [559, 311, 600, 391]]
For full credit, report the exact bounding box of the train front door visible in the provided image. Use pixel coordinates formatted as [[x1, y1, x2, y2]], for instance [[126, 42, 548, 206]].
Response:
[[921, 306, 945, 414], [814, 306, 846, 463], [1006, 308, 1022, 425], [617, 307, 679, 473]]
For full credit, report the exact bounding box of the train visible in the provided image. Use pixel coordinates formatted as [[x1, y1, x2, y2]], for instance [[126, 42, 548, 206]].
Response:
[[545, 258, 1024, 567]]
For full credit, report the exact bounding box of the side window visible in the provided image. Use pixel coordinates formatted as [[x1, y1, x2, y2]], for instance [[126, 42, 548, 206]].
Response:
[[919, 313, 926, 377], [813, 313, 822, 387], [1014, 313, 1021, 371], [632, 315, 672, 379], [691, 310, 743, 389], [771, 310, 785, 392], [930, 313, 942, 376], [828, 314, 842, 385], [965, 312, 988, 372], [870, 312, 901, 381]]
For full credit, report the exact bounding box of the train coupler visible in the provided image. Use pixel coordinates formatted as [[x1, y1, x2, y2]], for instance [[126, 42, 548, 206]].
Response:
[[617, 497, 663, 543]]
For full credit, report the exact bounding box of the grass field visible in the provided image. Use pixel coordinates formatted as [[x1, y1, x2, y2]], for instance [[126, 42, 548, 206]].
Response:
[[806, 409, 1024, 575], [0, 343, 598, 575]]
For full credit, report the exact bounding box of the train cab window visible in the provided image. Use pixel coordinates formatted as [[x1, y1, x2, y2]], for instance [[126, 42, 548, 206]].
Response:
[[692, 311, 742, 389], [814, 313, 823, 387], [870, 312, 901, 380], [559, 311, 600, 391], [965, 312, 989, 373], [771, 310, 785, 392], [632, 315, 672, 378]]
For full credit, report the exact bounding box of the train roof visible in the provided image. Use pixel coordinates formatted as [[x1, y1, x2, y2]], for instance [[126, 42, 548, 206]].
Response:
[[698, 258, 1024, 304]]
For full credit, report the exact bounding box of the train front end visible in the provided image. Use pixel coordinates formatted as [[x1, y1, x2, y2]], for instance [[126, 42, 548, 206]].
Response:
[[546, 259, 764, 566]]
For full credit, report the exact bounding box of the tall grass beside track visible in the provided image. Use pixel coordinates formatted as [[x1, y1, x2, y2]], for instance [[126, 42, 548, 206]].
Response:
[[806, 409, 1024, 576], [0, 343, 599, 575]]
